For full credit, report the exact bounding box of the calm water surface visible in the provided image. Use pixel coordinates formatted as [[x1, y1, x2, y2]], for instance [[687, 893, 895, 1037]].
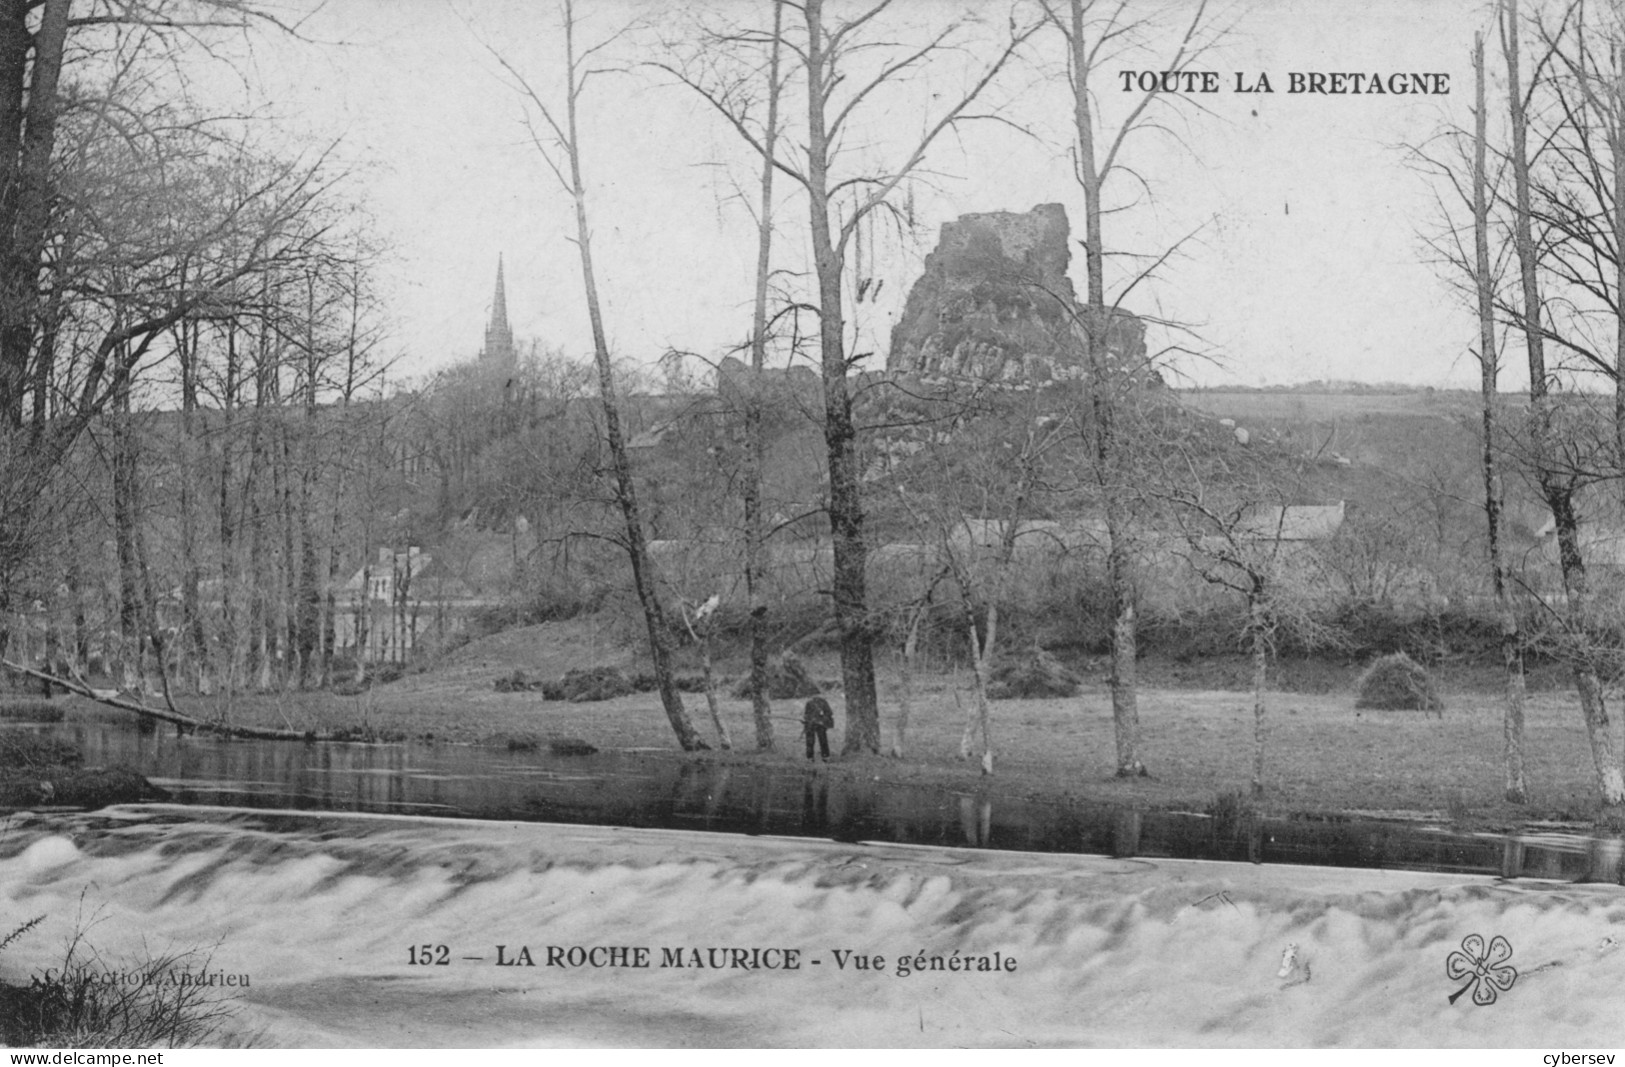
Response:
[[8, 716, 1624, 883]]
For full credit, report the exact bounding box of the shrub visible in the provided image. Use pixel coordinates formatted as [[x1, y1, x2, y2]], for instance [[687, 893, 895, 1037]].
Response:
[[0, 940, 246, 1047], [1206, 788, 1256, 842], [560, 666, 634, 702], [468, 582, 598, 638], [730, 653, 820, 700], [493, 669, 536, 693], [324, 725, 407, 743], [326, 654, 360, 679], [0, 699, 64, 722], [1355, 652, 1443, 713], [987, 646, 1082, 700], [0, 733, 80, 769], [433, 630, 473, 658], [629, 671, 707, 694], [1330, 602, 1507, 665]]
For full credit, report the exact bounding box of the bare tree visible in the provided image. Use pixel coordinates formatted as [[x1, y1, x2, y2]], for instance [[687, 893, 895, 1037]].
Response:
[[1039, 0, 1223, 777], [1150, 418, 1338, 798], [1500, 0, 1624, 811], [1472, 29, 1530, 804], [666, 0, 1035, 754], [655, 0, 793, 752], [896, 392, 1070, 775], [485, 0, 707, 751], [1415, 26, 1535, 805]]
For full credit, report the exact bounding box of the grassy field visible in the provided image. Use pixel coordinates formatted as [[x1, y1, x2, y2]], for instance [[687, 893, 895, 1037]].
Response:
[[1178, 388, 1479, 420], [38, 618, 1594, 829]]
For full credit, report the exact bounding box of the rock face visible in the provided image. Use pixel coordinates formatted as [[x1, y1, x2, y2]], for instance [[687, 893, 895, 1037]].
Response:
[[887, 203, 1145, 383]]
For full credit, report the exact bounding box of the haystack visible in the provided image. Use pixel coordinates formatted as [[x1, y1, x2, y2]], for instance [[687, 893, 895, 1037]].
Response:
[[1355, 652, 1443, 713]]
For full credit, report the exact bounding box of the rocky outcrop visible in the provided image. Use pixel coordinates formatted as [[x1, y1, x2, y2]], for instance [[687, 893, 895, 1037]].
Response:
[[887, 203, 1145, 383]]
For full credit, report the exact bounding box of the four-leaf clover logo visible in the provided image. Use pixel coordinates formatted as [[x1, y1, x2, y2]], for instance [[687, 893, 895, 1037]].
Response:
[[1446, 934, 1517, 1006]]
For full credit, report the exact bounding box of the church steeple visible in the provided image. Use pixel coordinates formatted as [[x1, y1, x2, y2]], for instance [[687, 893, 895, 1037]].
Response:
[[481, 255, 516, 369]]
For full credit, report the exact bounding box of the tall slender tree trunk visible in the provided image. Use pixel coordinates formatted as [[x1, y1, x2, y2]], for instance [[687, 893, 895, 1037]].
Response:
[[1249, 593, 1269, 798], [1504, 0, 1624, 811], [890, 598, 928, 758], [559, 0, 703, 751], [743, 0, 786, 753], [111, 359, 146, 693], [134, 489, 176, 714], [805, 0, 880, 754], [64, 562, 87, 678], [218, 325, 243, 693], [277, 420, 299, 688], [1069, 0, 1144, 777], [964, 603, 996, 776], [0, 0, 66, 430], [696, 620, 731, 750], [29, 277, 60, 437], [1611, 21, 1625, 809], [177, 315, 211, 694], [296, 277, 322, 688], [1473, 31, 1527, 804], [248, 327, 274, 694], [0, 0, 31, 426]]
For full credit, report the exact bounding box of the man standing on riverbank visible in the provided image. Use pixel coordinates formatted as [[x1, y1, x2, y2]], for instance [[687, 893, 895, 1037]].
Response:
[[803, 696, 834, 761]]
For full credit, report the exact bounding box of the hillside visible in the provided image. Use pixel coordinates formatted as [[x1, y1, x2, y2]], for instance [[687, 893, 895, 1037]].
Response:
[[1178, 387, 1483, 471]]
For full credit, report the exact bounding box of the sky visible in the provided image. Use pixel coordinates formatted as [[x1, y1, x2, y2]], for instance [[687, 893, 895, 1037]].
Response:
[[219, 0, 1500, 390]]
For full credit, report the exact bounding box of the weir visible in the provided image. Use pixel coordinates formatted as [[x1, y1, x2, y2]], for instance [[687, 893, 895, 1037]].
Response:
[[1, 804, 1621, 1047]]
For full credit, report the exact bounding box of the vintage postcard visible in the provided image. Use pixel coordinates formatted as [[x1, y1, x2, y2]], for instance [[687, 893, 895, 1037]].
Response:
[[1, 0, 1623, 1052]]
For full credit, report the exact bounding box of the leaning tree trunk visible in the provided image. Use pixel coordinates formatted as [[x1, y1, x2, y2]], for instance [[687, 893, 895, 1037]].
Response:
[[700, 632, 731, 750], [560, 4, 704, 751], [683, 609, 732, 751]]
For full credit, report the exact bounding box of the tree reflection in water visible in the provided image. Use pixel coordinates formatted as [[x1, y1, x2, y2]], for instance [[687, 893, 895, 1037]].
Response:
[[9, 718, 1623, 882]]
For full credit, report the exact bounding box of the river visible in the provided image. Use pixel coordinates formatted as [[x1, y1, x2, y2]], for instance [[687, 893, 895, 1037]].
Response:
[[1, 717, 1623, 1046]]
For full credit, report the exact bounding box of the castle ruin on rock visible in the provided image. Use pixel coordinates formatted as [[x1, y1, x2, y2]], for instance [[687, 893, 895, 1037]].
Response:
[[887, 202, 1145, 384]]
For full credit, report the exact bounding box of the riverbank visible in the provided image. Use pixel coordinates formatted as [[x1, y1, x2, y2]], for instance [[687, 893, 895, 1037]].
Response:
[[5, 612, 1621, 827], [2, 652, 1610, 830], [0, 728, 165, 809]]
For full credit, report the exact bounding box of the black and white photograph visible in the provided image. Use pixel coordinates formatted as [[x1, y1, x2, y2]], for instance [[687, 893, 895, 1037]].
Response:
[[0, 0, 1623, 1050]]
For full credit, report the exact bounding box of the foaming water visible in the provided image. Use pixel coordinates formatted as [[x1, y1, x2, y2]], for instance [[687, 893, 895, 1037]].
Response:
[[1, 806, 1622, 1047]]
